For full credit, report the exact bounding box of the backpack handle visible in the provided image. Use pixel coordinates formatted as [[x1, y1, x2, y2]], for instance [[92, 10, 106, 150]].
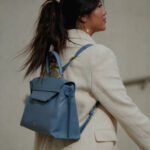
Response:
[[46, 50, 63, 77]]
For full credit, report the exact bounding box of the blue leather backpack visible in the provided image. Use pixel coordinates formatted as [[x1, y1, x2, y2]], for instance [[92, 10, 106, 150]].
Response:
[[20, 44, 99, 140]]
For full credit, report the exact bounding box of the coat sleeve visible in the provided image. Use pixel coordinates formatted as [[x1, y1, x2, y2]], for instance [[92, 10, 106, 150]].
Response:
[[90, 46, 150, 150]]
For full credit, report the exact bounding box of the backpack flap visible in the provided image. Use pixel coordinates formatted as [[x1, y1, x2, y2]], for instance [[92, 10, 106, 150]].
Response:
[[29, 76, 64, 102], [30, 90, 58, 102]]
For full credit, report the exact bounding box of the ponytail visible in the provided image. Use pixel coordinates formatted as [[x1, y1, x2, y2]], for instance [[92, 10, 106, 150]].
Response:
[[16, 0, 100, 80], [17, 0, 68, 79]]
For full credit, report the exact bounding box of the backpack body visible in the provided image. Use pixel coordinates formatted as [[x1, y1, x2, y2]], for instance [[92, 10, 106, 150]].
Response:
[[20, 44, 99, 140]]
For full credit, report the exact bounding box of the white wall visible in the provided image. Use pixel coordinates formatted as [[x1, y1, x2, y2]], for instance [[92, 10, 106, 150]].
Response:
[[0, 0, 43, 149], [0, 0, 150, 150]]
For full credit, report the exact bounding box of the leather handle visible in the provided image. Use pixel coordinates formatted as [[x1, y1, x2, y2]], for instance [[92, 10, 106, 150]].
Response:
[[46, 50, 63, 77]]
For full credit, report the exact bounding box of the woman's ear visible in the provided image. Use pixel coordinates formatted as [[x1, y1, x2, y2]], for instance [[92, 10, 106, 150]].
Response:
[[78, 15, 88, 23]]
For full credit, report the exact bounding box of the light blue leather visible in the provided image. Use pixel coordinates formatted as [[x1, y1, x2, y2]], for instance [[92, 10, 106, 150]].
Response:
[[20, 44, 99, 140]]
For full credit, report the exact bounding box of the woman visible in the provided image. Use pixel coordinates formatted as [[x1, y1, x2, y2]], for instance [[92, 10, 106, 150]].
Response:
[[19, 0, 150, 149]]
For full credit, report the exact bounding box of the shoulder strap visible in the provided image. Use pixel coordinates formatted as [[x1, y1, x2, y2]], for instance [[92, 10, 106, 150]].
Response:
[[62, 44, 93, 71], [80, 101, 100, 133]]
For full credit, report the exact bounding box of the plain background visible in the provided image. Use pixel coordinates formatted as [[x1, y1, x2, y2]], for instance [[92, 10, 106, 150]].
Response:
[[0, 0, 150, 149]]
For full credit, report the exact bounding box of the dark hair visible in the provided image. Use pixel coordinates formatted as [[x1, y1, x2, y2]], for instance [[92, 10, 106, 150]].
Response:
[[15, 0, 100, 79]]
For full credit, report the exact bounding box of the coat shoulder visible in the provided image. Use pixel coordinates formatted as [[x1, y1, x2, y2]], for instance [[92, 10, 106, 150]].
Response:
[[85, 44, 116, 67], [84, 44, 116, 57]]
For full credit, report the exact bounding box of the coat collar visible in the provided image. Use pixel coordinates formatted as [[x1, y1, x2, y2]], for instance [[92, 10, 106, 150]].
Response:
[[66, 29, 96, 47]]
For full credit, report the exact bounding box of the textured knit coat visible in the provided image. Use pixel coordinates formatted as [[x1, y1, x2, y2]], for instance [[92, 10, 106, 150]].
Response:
[[33, 29, 150, 150]]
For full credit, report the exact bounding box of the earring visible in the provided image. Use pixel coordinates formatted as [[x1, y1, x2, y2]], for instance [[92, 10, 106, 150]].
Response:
[[86, 28, 90, 33], [84, 23, 90, 33]]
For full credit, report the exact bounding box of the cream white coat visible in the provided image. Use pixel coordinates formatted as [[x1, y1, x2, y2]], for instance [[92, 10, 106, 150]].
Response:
[[33, 29, 150, 150]]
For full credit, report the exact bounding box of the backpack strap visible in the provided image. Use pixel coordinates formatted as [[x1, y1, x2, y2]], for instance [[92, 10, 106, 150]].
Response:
[[62, 44, 93, 71], [61, 43, 99, 133], [80, 101, 100, 133]]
